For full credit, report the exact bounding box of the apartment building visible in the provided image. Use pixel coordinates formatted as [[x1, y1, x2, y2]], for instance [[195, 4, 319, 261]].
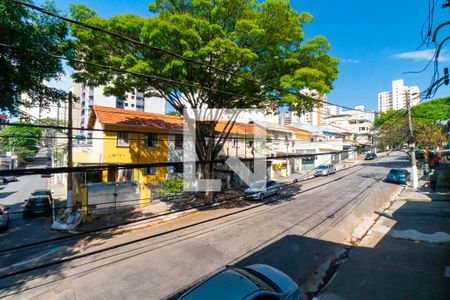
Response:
[[378, 79, 420, 112], [72, 83, 166, 138], [324, 105, 375, 145], [278, 89, 328, 127]]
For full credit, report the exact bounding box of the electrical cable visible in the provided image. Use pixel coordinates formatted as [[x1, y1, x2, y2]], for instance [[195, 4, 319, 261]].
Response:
[[11, 0, 377, 115]]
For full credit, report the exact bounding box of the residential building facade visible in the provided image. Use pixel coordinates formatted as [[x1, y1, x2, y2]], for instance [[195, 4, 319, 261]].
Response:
[[378, 79, 420, 112], [72, 83, 166, 138]]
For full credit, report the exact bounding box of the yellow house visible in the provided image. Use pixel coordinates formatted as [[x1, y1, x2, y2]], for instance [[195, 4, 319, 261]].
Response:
[[73, 105, 184, 215]]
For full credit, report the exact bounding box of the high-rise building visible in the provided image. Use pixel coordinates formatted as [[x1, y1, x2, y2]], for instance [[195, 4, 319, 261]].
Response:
[[278, 90, 328, 127], [327, 104, 343, 117], [378, 79, 420, 112], [72, 84, 166, 137]]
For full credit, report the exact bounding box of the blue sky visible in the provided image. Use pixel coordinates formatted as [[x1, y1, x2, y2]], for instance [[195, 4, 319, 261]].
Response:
[[44, 0, 450, 111]]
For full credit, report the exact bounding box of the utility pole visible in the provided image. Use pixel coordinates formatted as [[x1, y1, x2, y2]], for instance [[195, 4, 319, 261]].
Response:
[[406, 96, 419, 189], [67, 92, 74, 208]]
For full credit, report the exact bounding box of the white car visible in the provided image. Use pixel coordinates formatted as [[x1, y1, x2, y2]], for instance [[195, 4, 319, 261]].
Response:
[[0, 204, 9, 230], [314, 164, 336, 176]]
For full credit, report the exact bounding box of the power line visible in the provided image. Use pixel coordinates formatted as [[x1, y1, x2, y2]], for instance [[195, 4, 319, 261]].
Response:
[[12, 0, 377, 115]]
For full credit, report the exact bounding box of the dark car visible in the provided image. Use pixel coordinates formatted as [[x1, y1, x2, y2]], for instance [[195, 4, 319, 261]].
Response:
[[23, 195, 51, 218], [31, 189, 53, 202], [386, 168, 411, 184], [41, 167, 52, 178], [179, 264, 301, 300], [364, 153, 377, 160], [2, 176, 18, 183], [0, 204, 9, 230]]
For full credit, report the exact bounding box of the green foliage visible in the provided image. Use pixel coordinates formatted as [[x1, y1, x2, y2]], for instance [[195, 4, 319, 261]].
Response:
[[410, 96, 450, 123], [0, 0, 71, 114], [0, 122, 42, 163], [69, 0, 339, 174], [69, 1, 338, 116], [374, 96, 450, 128], [375, 96, 450, 150], [159, 179, 184, 195]]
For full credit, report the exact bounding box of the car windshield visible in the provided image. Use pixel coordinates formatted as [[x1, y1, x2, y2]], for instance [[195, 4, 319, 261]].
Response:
[[249, 181, 266, 189], [318, 165, 329, 170], [181, 269, 259, 300], [29, 197, 48, 203], [33, 190, 49, 195], [389, 169, 405, 175]]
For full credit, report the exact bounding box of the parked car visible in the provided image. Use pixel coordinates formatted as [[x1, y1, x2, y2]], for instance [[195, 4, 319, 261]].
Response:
[[0, 204, 9, 230], [314, 164, 336, 176], [41, 167, 52, 178], [23, 195, 51, 218], [179, 264, 301, 300], [2, 176, 18, 183], [386, 168, 411, 184], [364, 153, 377, 160], [31, 189, 53, 202], [244, 180, 281, 201]]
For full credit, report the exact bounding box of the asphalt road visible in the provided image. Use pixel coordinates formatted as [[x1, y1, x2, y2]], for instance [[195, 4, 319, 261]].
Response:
[[0, 152, 409, 299], [0, 149, 58, 251]]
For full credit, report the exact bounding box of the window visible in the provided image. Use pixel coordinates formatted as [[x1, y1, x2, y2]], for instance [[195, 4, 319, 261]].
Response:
[[146, 133, 158, 148], [116, 132, 129, 146], [144, 167, 157, 175], [131, 104, 135, 108], [125, 103, 129, 107], [232, 137, 239, 148], [175, 134, 183, 149]]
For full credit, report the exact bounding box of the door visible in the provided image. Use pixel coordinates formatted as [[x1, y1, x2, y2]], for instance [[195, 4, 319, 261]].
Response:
[[266, 181, 277, 196]]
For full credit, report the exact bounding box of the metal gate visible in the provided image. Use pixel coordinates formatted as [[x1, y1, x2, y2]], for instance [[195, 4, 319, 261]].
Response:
[[87, 181, 140, 214]]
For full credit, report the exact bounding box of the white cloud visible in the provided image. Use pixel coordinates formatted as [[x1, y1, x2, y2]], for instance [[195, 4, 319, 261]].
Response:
[[341, 58, 360, 64], [391, 49, 450, 62]]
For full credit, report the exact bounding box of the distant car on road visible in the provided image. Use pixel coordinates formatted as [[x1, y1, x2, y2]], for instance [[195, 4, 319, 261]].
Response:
[[314, 164, 336, 176], [2, 176, 18, 184], [23, 195, 51, 218], [386, 168, 411, 184], [179, 264, 301, 300], [244, 180, 281, 201], [41, 167, 52, 178], [31, 189, 53, 202], [364, 153, 377, 160], [0, 204, 9, 230]]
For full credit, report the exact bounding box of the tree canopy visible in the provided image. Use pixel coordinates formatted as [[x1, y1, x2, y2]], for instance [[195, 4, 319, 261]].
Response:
[[0, 0, 70, 114], [69, 0, 339, 171], [69, 1, 338, 115], [0, 122, 42, 163], [375, 96, 449, 150]]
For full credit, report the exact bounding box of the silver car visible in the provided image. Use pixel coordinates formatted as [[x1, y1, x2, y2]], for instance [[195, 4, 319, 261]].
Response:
[[314, 164, 336, 176], [0, 204, 9, 230], [179, 264, 301, 300], [244, 180, 281, 201]]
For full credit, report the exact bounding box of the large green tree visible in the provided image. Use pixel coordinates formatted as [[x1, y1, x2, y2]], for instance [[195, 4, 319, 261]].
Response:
[[69, 0, 339, 186], [375, 96, 449, 151], [0, 0, 70, 114], [0, 122, 42, 164]]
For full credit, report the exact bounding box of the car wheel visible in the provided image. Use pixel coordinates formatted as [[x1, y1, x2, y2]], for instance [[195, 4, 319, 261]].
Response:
[[276, 188, 281, 195], [259, 193, 264, 201]]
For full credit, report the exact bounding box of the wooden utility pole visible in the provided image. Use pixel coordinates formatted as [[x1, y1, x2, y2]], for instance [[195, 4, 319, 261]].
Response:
[[67, 92, 74, 208], [406, 96, 419, 189]]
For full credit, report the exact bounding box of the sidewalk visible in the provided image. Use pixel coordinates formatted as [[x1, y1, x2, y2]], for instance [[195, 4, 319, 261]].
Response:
[[318, 174, 450, 299]]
